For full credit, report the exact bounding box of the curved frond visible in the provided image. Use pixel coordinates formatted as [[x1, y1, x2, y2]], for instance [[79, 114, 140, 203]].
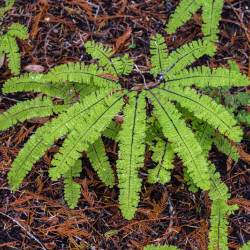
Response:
[[7, 23, 29, 40], [148, 140, 174, 184], [48, 62, 119, 90], [85, 40, 117, 76], [165, 40, 216, 75], [0, 0, 14, 19], [150, 34, 168, 77], [202, 0, 223, 42], [49, 92, 125, 180], [165, 66, 250, 88], [160, 86, 243, 142], [63, 159, 82, 208], [165, 0, 201, 34], [147, 89, 210, 190], [87, 137, 115, 187], [2, 73, 74, 102], [239, 242, 250, 250], [116, 94, 146, 220], [0, 96, 67, 131], [7, 90, 114, 191]]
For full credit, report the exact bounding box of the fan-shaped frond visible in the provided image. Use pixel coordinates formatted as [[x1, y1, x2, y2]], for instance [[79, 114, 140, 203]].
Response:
[[49, 92, 125, 180], [148, 140, 174, 184], [87, 137, 115, 187], [150, 34, 168, 77], [165, 66, 249, 89], [116, 94, 146, 220], [63, 160, 82, 208], [165, 40, 216, 75], [147, 89, 210, 190], [165, 0, 201, 34], [160, 86, 243, 142], [0, 96, 67, 131], [202, 0, 223, 42], [7, 23, 29, 40]]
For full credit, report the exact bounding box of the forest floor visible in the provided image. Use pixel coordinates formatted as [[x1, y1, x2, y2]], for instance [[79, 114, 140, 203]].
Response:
[[0, 0, 249, 249]]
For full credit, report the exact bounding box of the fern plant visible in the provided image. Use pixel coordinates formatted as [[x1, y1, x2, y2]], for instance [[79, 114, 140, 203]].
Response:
[[1, 35, 248, 218], [0, 2, 249, 249], [0, 0, 28, 75], [166, 0, 224, 42]]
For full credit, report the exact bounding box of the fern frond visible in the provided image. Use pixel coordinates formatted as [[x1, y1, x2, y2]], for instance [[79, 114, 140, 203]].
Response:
[[150, 34, 168, 77], [165, 66, 250, 88], [85, 40, 117, 76], [63, 159, 82, 208], [165, 40, 216, 75], [112, 54, 133, 75], [214, 134, 239, 162], [2, 34, 20, 75], [0, 0, 14, 19], [0, 96, 67, 131], [87, 137, 115, 187], [238, 242, 250, 250], [208, 163, 238, 250], [102, 120, 121, 140], [2, 73, 75, 103], [192, 122, 214, 157], [7, 90, 116, 190], [148, 140, 174, 184], [7, 23, 29, 40], [202, 0, 223, 42], [183, 168, 198, 192], [49, 92, 125, 180], [165, 0, 201, 34], [147, 89, 210, 191], [48, 62, 119, 90], [116, 94, 146, 220], [160, 86, 243, 142], [144, 244, 179, 250]]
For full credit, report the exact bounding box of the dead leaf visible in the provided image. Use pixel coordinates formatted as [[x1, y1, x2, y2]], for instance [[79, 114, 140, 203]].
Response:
[[26, 117, 50, 124], [115, 26, 132, 51], [24, 64, 45, 73]]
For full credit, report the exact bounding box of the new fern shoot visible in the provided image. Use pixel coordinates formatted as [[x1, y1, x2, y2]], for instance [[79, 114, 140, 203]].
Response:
[[0, 0, 249, 249]]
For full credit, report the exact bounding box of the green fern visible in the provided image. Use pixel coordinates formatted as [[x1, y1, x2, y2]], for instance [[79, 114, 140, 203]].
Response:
[[63, 160, 82, 209], [166, 0, 223, 43], [0, 0, 14, 20], [0, 16, 28, 75], [1, 5, 249, 241]]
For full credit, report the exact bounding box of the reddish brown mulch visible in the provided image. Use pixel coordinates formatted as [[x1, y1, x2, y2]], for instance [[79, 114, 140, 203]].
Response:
[[0, 0, 249, 249]]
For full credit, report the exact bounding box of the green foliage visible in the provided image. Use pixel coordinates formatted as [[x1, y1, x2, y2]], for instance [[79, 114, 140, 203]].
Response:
[[166, 0, 224, 42], [144, 244, 179, 250], [1, 2, 249, 247], [63, 160, 82, 209], [0, 9, 28, 75], [148, 140, 175, 184], [87, 137, 115, 187], [0, 0, 14, 19], [238, 242, 250, 250]]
